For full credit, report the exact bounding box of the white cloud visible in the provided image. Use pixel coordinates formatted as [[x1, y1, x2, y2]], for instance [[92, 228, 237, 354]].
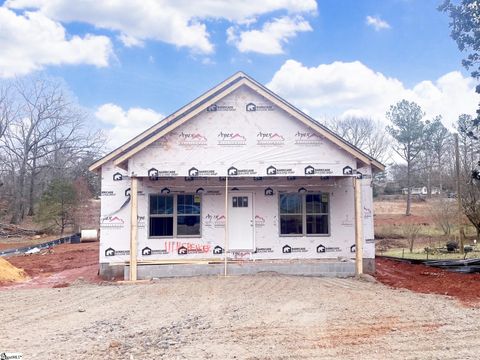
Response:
[[95, 103, 163, 149], [0, 8, 112, 77], [5, 0, 317, 54], [365, 15, 391, 31], [201, 57, 216, 65], [227, 16, 312, 54], [267, 60, 480, 129]]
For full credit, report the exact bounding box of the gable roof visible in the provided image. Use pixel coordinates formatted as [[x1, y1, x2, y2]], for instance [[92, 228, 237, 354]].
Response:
[[89, 72, 385, 172]]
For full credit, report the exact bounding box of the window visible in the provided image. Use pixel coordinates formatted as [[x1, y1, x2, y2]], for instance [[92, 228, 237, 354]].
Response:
[[149, 194, 201, 237], [305, 194, 329, 235], [279, 193, 329, 236], [232, 196, 248, 207], [177, 194, 201, 236], [149, 195, 173, 237], [279, 193, 303, 234]]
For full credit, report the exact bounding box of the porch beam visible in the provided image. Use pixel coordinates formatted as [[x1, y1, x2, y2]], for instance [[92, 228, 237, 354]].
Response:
[[129, 176, 139, 281], [354, 177, 363, 275]]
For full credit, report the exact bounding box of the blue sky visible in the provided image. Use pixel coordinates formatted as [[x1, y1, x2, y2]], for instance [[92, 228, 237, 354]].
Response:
[[1, 0, 478, 148]]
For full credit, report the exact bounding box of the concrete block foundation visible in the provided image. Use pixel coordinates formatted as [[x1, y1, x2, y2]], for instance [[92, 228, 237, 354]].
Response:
[[363, 258, 375, 274], [122, 260, 358, 280], [99, 263, 125, 280], [99, 258, 378, 280]]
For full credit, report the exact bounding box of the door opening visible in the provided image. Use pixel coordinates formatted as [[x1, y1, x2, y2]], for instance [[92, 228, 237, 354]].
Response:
[[228, 192, 254, 250]]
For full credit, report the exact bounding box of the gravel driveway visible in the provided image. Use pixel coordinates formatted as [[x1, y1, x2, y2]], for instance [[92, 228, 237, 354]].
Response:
[[1, 275, 479, 359]]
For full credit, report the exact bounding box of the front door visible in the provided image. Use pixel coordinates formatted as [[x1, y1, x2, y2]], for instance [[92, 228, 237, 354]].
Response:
[[228, 192, 254, 250]]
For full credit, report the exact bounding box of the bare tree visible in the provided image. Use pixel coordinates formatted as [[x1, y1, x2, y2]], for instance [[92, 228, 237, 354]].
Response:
[[431, 198, 457, 235], [0, 83, 13, 141], [402, 223, 422, 253], [323, 116, 391, 163], [1, 76, 105, 224], [456, 114, 480, 239]]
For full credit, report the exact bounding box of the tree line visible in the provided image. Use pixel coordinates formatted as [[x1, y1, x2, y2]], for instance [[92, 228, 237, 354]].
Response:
[[0, 76, 105, 231], [323, 99, 480, 239], [0, 81, 478, 238]]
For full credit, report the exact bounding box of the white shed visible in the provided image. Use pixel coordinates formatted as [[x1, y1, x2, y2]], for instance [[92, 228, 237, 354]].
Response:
[[89, 72, 384, 280]]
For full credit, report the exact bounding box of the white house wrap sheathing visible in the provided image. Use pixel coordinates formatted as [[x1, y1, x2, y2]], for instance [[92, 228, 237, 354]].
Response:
[[128, 87, 356, 178], [98, 85, 376, 267]]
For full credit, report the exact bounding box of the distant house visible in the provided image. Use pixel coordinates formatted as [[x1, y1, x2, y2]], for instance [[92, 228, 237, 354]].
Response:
[[89, 72, 384, 280], [401, 187, 441, 195]]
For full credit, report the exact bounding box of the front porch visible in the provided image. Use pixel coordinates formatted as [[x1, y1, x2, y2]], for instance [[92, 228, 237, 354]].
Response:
[[114, 174, 369, 280], [124, 258, 357, 279]]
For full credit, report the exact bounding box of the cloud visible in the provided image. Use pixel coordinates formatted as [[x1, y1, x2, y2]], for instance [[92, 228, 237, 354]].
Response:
[[227, 16, 312, 54], [365, 15, 391, 31], [267, 60, 480, 129], [95, 103, 163, 149], [0, 8, 112, 77], [5, 0, 317, 54], [201, 57, 216, 65]]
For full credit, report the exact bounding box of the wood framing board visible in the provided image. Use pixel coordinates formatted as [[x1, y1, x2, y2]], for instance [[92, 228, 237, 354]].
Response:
[[354, 177, 364, 275], [129, 177, 138, 281]]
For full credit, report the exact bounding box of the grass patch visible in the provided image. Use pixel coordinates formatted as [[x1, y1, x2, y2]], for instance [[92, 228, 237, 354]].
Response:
[[375, 223, 477, 240], [379, 249, 465, 260], [378, 248, 480, 260], [375, 224, 446, 239]]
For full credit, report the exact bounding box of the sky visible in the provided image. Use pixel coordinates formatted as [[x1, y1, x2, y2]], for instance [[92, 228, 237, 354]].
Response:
[[1, 0, 479, 149]]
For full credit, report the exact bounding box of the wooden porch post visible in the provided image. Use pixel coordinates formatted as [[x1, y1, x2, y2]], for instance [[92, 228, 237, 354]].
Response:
[[224, 176, 229, 277], [129, 176, 138, 281], [354, 176, 363, 275]]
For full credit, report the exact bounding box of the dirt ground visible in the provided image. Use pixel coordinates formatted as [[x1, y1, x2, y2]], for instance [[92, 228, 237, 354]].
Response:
[[374, 198, 435, 226], [0, 242, 100, 288], [1, 198, 480, 358], [375, 197, 434, 215], [1, 275, 479, 359], [0, 241, 480, 359], [1, 241, 479, 305], [376, 257, 480, 306]]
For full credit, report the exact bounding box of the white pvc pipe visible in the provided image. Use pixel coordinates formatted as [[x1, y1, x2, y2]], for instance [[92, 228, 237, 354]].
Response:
[[80, 229, 98, 241]]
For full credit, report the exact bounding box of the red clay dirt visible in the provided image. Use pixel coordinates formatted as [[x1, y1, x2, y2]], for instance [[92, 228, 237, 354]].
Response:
[[2, 240, 480, 307], [0, 242, 101, 289], [375, 257, 480, 306]]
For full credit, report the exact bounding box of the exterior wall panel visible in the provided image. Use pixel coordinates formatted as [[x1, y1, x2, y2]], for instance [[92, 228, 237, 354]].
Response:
[[98, 84, 377, 266]]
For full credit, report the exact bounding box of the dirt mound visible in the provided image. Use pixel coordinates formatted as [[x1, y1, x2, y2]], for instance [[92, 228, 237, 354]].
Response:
[[375, 257, 480, 306], [0, 257, 29, 283]]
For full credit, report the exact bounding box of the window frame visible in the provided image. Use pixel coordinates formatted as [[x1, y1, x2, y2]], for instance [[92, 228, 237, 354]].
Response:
[[148, 193, 202, 239], [278, 193, 304, 236], [278, 192, 330, 237]]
